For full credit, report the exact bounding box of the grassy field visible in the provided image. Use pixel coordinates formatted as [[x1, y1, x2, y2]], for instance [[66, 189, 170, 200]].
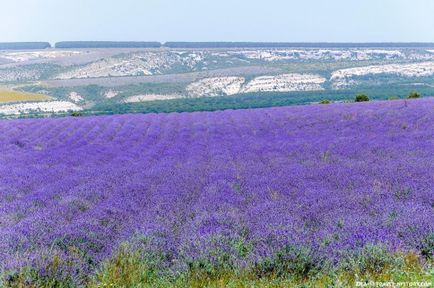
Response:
[[0, 89, 50, 104]]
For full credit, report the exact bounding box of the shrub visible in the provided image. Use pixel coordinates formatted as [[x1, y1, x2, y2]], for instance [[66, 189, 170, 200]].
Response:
[[87, 241, 432, 288], [407, 91, 421, 99], [319, 99, 331, 104], [2, 252, 88, 288], [340, 244, 404, 278], [417, 233, 434, 260], [92, 245, 160, 287], [70, 111, 83, 117], [254, 245, 321, 280], [355, 94, 370, 102]]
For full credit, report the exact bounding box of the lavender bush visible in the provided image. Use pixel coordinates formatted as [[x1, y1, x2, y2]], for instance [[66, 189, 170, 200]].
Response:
[[0, 99, 433, 286]]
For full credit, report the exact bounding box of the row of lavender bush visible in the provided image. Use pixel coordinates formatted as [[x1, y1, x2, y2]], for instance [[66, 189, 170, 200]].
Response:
[[0, 99, 433, 286]]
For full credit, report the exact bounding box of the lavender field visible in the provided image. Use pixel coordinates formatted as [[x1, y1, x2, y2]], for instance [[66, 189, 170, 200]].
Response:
[[1, 99, 433, 287]]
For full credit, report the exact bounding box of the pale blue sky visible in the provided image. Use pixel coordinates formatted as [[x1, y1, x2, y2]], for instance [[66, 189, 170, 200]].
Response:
[[1, 0, 434, 43]]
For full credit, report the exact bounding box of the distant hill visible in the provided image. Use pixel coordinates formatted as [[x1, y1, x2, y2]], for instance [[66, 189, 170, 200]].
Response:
[[0, 42, 51, 50], [164, 42, 434, 48], [3, 42, 434, 50], [55, 41, 162, 49]]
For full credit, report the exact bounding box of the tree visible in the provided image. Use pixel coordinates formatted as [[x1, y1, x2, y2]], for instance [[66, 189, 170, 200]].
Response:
[[407, 91, 421, 99], [355, 94, 370, 102]]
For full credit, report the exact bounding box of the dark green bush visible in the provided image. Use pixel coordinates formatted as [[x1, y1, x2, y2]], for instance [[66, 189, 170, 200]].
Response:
[[355, 94, 370, 102], [407, 91, 421, 99], [70, 111, 83, 117], [319, 99, 331, 104]]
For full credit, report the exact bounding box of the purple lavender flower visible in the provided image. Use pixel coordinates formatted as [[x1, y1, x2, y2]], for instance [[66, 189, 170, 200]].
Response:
[[0, 99, 433, 283]]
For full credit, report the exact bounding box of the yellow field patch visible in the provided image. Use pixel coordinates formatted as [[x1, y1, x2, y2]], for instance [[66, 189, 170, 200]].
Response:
[[0, 90, 50, 104]]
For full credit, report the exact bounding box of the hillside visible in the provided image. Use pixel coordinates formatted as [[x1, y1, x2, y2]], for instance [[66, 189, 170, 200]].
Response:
[[2, 45, 434, 118], [0, 99, 433, 286]]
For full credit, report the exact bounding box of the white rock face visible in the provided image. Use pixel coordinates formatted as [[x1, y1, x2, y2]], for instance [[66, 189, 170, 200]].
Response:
[[331, 61, 434, 87], [69, 92, 83, 102], [187, 77, 245, 97], [124, 94, 180, 103], [55, 57, 153, 79], [0, 101, 82, 115], [54, 51, 206, 80], [104, 89, 119, 98], [242, 74, 326, 93], [230, 49, 406, 61], [185, 74, 325, 96], [0, 50, 82, 62]]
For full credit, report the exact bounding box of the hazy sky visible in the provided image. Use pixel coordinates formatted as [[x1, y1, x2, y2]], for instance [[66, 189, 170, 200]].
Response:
[[2, 0, 434, 43]]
